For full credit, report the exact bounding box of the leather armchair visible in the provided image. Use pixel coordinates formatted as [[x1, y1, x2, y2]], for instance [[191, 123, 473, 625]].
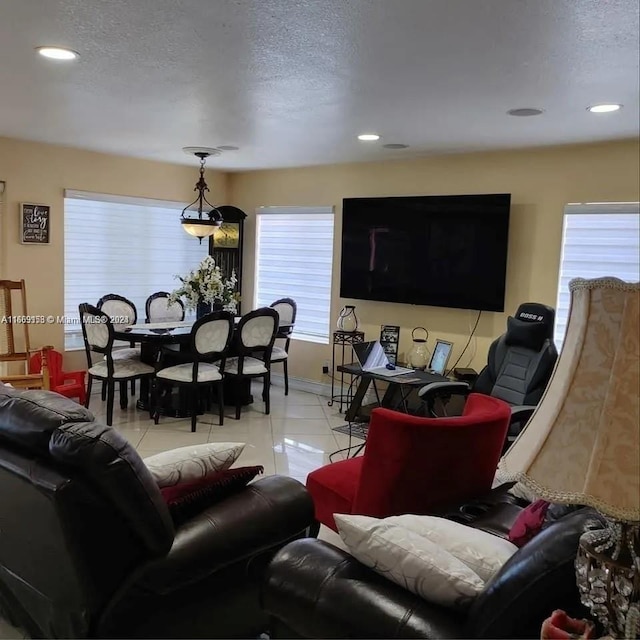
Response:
[[0, 383, 314, 638], [419, 302, 558, 451], [262, 496, 604, 639]]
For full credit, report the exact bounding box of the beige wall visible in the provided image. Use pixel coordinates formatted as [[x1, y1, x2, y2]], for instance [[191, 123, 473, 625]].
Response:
[[229, 139, 640, 383], [0, 136, 228, 370]]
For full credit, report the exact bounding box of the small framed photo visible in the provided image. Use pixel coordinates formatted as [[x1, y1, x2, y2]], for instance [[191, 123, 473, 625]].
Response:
[[20, 203, 50, 244]]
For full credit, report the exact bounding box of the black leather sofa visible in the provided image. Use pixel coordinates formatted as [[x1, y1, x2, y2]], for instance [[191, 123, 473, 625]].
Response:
[[0, 383, 315, 638], [262, 489, 604, 639]]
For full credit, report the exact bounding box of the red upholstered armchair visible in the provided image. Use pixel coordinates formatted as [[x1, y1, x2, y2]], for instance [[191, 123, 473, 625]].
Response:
[[307, 393, 511, 531]]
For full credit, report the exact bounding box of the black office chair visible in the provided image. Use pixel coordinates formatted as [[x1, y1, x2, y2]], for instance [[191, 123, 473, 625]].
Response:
[[418, 302, 558, 452]]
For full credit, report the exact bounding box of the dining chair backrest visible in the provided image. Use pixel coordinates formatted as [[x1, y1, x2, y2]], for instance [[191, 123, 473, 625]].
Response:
[[191, 311, 234, 359], [146, 292, 185, 323], [79, 303, 115, 371], [270, 297, 297, 336], [0, 279, 31, 368], [97, 294, 137, 328], [236, 308, 279, 358]]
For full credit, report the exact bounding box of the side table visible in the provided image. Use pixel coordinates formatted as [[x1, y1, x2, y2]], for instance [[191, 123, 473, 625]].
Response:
[[328, 330, 365, 412]]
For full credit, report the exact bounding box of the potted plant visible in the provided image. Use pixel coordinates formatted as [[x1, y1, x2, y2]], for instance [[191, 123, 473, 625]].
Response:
[[168, 256, 240, 318]]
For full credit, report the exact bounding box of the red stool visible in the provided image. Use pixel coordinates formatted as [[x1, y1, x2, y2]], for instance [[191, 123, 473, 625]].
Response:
[[29, 349, 87, 405]]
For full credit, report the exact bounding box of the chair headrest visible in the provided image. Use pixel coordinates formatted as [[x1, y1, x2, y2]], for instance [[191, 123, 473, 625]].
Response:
[[505, 303, 555, 351]]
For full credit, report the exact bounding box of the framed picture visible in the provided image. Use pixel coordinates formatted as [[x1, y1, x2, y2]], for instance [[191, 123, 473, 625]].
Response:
[[380, 324, 400, 364], [20, 203, 50, 244], [213, 222, 240, 249]]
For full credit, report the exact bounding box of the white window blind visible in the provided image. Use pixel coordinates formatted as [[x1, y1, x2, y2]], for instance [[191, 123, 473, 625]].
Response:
[[64, 190, 207, 349], [255, 206, 334, 343], [555, 202, 640, 349]]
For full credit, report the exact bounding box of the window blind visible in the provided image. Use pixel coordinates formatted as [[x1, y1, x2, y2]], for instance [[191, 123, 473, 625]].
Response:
[[64, 190, 207, 349], [555, 202, 640, 349], [255, 206, 334, 343]]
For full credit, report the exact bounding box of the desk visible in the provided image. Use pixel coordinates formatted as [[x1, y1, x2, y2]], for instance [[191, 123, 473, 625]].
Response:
[[337, 363, 449, 422]]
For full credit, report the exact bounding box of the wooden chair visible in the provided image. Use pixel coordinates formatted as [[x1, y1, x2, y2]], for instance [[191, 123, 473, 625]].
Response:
[[145, 292, 185, 323], [0, 279, 51, 390], [268, 297, 297, 395], [224, 307, 279, 419]]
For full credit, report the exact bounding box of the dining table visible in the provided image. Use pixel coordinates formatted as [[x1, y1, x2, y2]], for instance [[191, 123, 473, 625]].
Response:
[[113, 318, 292, 416]]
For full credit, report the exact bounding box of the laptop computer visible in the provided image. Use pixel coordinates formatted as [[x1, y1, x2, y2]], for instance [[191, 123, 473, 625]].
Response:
[[428, 339, 453, 375], [352, 341, 415, 377]]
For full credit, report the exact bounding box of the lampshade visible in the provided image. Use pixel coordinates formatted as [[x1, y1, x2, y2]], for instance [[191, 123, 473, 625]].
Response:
[[499, 277, 640, 521]]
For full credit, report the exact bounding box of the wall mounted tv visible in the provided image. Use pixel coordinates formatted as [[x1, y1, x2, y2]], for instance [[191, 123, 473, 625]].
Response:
[[340, 193, 511, 312]]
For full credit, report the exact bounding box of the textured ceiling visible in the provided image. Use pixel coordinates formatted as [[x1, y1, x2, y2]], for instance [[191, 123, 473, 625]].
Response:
[[0, 0, 638, 170]]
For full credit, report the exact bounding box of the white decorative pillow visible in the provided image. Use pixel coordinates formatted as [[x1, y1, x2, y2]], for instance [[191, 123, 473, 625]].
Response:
[[335, 514, 484, 609], [143, 442, 245, 487], [384, 514, 518, 581]]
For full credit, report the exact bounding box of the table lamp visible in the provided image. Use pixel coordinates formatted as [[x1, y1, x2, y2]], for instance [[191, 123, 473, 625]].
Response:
[[499, 277, 639, 639]]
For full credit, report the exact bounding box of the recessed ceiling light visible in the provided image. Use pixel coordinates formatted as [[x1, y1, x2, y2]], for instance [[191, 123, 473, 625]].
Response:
[[507, 108, 544, 117], [36, 46, 79, 60], [357, 133, 380, 141], [383, 143, 409, 149], [587, 104, 622, 113]]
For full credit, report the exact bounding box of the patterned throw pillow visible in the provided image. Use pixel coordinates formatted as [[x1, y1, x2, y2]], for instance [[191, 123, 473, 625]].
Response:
[[143, 442, 245, 487], [508, 499, 551, 547], [335, 513, 484, 610], [160, 465, 264, 525]]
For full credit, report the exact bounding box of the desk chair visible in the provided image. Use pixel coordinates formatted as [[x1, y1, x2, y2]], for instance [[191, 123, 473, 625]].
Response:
[[419, 302, 558, 452]]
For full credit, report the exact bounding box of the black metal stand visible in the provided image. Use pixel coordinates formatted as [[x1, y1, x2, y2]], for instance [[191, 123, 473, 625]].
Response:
[[328, 330, 365, 412]]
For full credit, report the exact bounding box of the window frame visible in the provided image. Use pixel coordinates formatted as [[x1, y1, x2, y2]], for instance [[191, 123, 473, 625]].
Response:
[[254, 205, 335, 344]]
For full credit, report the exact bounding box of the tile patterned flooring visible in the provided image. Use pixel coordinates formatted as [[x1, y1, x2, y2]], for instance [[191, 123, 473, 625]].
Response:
[[0, 382, 353, 639]]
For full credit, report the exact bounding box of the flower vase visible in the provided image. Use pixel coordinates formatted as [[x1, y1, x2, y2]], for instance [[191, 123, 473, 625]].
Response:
[[196, 302, 212, 319]]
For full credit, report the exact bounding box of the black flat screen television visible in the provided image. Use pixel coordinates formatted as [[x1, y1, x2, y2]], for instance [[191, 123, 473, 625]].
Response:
[[340, 194, 511, 312]]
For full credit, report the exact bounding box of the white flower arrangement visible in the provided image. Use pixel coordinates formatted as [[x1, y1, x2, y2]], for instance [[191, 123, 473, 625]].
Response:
[[168, 256, 240, 315]]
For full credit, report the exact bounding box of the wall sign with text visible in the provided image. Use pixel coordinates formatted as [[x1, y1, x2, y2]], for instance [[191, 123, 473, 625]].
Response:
[[20, 203, 50, 244]]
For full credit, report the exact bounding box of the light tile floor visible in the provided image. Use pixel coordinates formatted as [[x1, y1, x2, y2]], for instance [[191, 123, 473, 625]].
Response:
[[0, 382, 357, 639]]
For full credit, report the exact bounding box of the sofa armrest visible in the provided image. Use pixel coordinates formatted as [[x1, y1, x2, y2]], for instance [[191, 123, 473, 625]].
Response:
[[132, 475, 314, 595], [262, 538, 465, 639]]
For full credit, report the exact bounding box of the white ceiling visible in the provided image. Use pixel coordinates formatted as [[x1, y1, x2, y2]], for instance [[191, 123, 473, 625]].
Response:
[[0, 0, 638, 170]]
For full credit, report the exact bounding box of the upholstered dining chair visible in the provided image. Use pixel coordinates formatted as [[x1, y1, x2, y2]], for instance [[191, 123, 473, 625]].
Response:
[[268, 298, 297, 395], [152, 311, 234, 432], [145, 292, 185, 324], [224, 307, 279, 419], [79, 303, 154, 426], [97, 293, 141, 396]]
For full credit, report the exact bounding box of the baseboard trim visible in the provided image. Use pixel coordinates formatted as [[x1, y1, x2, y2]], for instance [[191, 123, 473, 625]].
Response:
[[269, 372, 333, 398]]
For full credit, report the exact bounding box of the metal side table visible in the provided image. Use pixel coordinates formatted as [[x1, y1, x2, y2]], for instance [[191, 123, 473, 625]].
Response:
[[328, 330, 365, 412]]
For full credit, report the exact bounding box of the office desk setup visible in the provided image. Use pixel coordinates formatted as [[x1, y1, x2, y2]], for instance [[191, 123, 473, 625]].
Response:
[[331, 363, 450, 459]]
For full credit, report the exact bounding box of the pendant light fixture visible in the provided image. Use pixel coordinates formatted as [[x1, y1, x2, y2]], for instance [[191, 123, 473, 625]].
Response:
[[180, 147, 223, 243]]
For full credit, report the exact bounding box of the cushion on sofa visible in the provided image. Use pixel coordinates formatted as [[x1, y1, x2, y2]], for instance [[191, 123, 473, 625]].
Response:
[[335, 513, 484, 609], [144, 442, 245, 487], [385, 514, 518, 581], [161, 465, 264, 525]]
